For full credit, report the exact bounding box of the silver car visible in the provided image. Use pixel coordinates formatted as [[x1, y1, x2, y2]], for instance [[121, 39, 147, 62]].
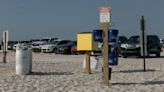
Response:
[[41, 41, 60, 53], [41, 40, 71, 53]]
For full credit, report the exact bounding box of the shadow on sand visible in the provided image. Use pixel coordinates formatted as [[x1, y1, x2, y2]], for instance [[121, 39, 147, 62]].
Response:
[[138, 55, 164, 59], [111, 80, 164, 86], [113, 69, 156, 73], [122, 55, 164, 59], [30, 71, 73, 76]]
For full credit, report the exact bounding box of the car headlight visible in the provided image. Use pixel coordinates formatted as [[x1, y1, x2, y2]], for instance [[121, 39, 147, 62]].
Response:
[[135, 44, 140, 48], [121, 44, 127, 48]]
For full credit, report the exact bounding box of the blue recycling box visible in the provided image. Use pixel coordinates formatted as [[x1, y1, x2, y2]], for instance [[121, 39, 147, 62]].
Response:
[[93, 29, 118, 43], [93, 29, 119, 65], [93, 30, 103, 42], [108, 29, 118, 43], [109, 52, 118, 65]]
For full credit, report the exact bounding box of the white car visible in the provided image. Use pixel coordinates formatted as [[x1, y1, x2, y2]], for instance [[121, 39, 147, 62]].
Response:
[[13, 41, 30, 50], [41, 41, 59, 53], [160, 39, 164, 48], [31, 41, 47, 52]]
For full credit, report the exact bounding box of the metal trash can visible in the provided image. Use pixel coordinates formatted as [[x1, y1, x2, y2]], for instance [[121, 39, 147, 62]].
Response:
[[16, 45, 32, 75]]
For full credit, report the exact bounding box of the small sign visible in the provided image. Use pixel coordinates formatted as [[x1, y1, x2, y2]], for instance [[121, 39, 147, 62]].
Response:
[[99, 6, 111, 23]]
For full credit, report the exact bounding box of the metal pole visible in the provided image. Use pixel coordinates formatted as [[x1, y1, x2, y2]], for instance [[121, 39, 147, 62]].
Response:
[[141, 16, 146, 71], [102, 23, 109, 86]]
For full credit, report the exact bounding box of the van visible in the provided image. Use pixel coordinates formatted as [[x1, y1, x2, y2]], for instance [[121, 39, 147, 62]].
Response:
[[120, 35, 161, 57]]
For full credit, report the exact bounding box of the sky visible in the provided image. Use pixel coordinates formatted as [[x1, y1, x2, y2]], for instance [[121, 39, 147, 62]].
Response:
[[0, 0, 164, 41]]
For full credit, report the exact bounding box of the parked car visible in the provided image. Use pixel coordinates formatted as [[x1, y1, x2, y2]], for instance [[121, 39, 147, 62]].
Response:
[[41, 40, 70, 53], [117, 36, 128, 55], [31, 41, 46, 52], [120, 35, 161, 58], [40, 37, 58, 42], [13, 41, 30, 50], [160, 39, 164, 48], [57, 41, 76, 54], [71, 45, 86, 55], [41, 41, 60, 53], [8, 41, 18, 50], [29, 39, 40, 44], [31, 37, 59, 52]]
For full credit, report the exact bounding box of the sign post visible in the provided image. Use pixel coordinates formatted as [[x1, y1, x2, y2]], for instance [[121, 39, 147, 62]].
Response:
[[2, 31, 8, 63], [85, 51, 91, 74], [140, 16, 146, 71], [99, 6, 111, 86]]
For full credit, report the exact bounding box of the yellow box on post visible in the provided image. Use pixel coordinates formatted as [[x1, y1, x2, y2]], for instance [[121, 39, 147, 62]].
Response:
[[77, 32, 98, 51]]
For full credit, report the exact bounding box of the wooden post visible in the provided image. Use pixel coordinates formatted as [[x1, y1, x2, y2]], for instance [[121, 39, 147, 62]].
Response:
[[102, 23, 109, 85], [3, 51, 6, 64], [99, 6, 111, 86], [3, 32, 7, 64], [85, 51, 91, 74]]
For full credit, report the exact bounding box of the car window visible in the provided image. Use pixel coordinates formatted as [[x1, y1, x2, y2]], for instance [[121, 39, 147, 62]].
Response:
[[50, 41, 59, 44], [148, 37, 155, 43], [57, 41, 69, 45], [128, 36, 139, 43], [118, 36, 128, 43], [67, 41, 76, 45], [147, 36, 159, 44], [41, 39, 49, 42]]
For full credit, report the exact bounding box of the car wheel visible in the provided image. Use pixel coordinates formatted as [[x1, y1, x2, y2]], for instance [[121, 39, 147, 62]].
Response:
[[54, 48, 58, 54], [122, 54, 127, 58], [156, 51, 160, 57]]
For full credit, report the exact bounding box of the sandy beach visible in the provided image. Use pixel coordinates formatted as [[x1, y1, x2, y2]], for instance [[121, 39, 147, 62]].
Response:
[[0, 50, 164, 92]]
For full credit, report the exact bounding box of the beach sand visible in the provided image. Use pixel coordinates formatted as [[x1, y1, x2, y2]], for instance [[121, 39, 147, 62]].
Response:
[[0, 50, 164, 92]]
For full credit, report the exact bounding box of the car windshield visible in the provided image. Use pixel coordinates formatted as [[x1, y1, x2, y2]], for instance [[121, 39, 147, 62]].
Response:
[[30, 39, 40, 42], [147, 35, 159, 44], [45, 41, 59, 45], [118, 36, 128, 43], [57, 40, 70, 45], [51, 41, 59, 44], [128, 36, 139, 44], [18, 41, 29, 44], [8, 41, 18, 45], [40, 39, 49, 42]]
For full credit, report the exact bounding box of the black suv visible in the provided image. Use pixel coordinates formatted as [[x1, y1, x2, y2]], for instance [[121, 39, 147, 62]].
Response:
[[120, 35, 161, 58], [117, 36, 128, 55]]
